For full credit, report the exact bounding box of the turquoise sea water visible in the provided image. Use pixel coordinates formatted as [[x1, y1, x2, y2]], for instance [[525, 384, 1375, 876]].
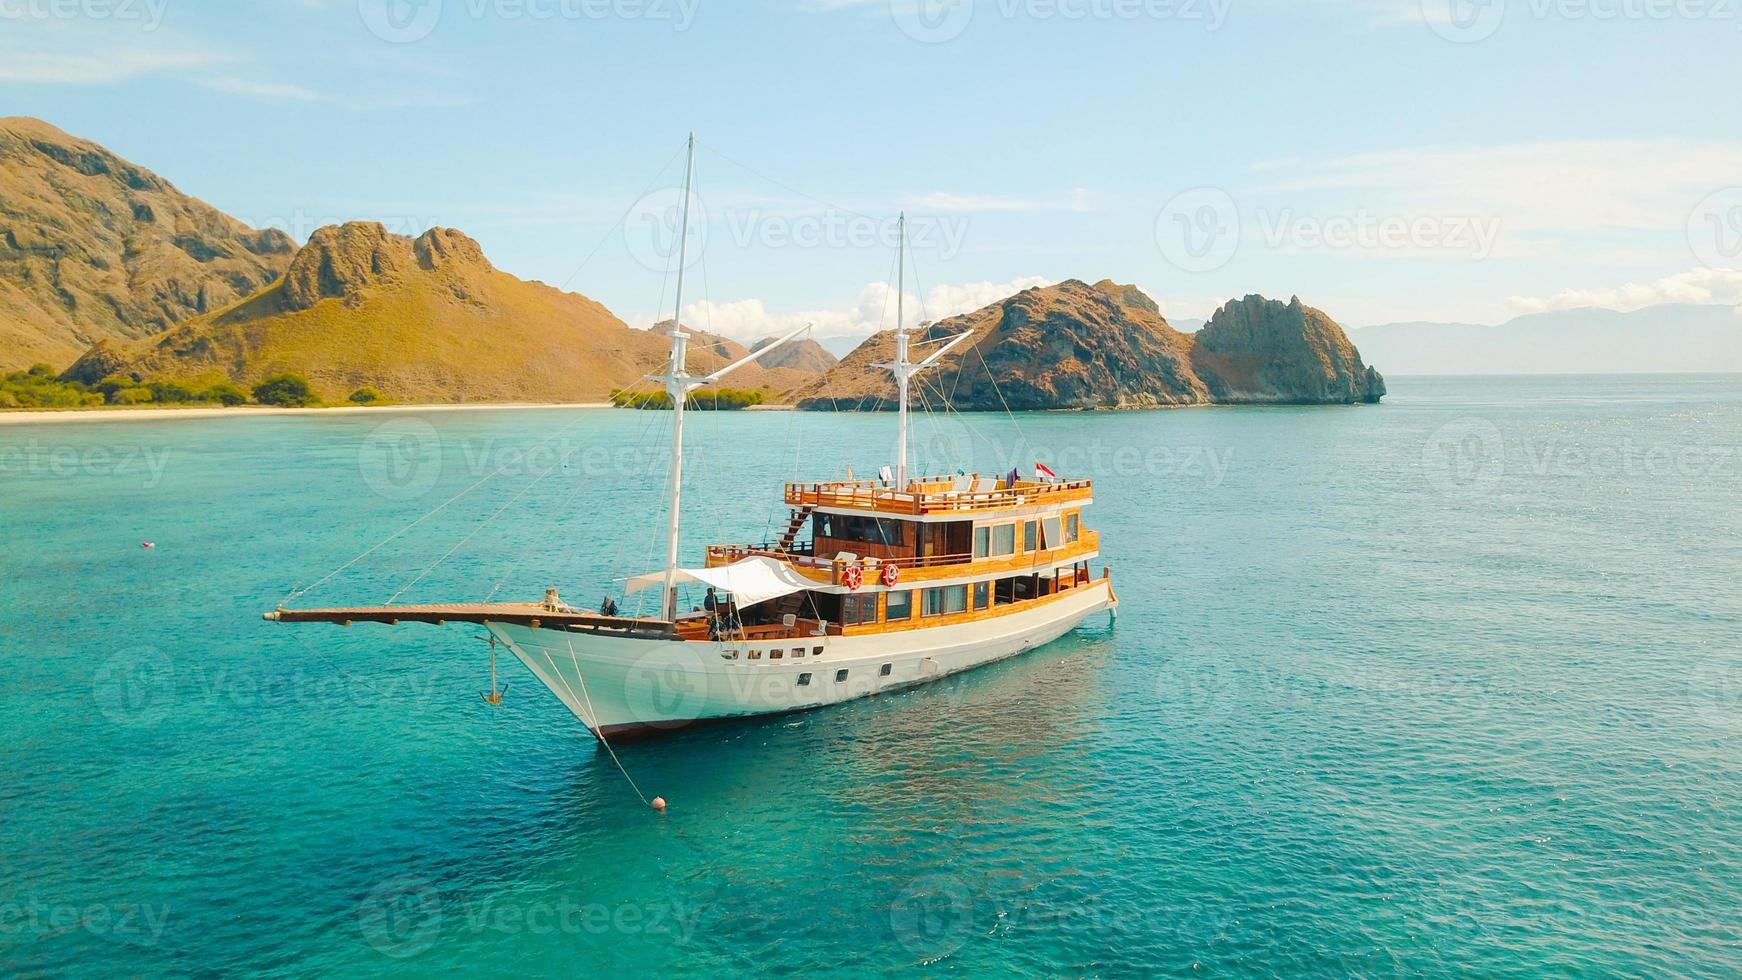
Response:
[[4, 375, 1742, 976]]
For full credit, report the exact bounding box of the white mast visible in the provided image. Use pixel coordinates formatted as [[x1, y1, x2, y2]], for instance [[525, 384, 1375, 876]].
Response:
[[876, 211, 972, 491], [647, 133, 812, 621], [895, 212, 909, 489], [659, 133, 697, 622]]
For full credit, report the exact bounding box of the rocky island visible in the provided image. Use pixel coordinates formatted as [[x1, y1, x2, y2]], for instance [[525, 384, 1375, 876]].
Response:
[[793, 279, 1384, 410]]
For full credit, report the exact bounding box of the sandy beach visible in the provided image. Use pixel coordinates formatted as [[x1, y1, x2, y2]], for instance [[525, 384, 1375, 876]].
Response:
[[0, 402, 616, 426]]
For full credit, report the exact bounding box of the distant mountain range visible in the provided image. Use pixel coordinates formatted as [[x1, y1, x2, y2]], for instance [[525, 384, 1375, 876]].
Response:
[[1350, 304, 1742, 375]]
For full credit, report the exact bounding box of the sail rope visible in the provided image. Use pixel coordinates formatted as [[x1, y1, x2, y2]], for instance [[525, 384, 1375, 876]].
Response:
[[387, 454, 567, 605], [279, 411, 593, 607], [565, 637, 652, 806]]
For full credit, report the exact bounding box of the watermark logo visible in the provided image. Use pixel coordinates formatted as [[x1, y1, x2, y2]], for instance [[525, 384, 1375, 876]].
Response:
[[1688, 186, 1742, 269], [1422, 0, 1505, 42], [625, 186, 708, 274], [358, 876, 444, 958], [1155, 186, 1239, 273], [891, 0, 975, 41], [621, 646, 710, 729], [1422, 418, 1505, 497], [359, 418, 444, 501], [1689, 661, 1742, 730], [360, 0, 443, 42], [889, 873, 973, 959], [91, 647, 177, 727]]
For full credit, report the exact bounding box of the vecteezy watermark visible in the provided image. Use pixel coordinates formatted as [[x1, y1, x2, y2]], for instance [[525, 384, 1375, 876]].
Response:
[[356, 877, 706, 958], [889, 871, 1237, 962], [1423, 0, 1742, 43], [1156, 187, 1503, 274], [620, 646, 711, 730], [0, 0, 169, 30], [0, 440, 173, 489], [622, 189, 972, 273], [355, 424, 707, 502], [1687, 187, 1742, 269], [359, 0, 700, 43], [889, 0, 1230, 44], [91, 645, 447, 727], [1688, 661, 1742, 730], [1421, 418, 1506, 497], [921, 431, 1235, 488], [0, 898, 172, 947]]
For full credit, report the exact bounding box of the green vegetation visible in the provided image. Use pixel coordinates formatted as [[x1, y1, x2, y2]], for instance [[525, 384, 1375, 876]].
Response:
[[252, 373, 318, 407], [0, 365, 268, 410], [610, 387, 766, 410], [348, 386, 386, 405]]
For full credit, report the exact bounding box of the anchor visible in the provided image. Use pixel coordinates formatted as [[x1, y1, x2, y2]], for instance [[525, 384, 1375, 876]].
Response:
[[478, 635, 507, 706]]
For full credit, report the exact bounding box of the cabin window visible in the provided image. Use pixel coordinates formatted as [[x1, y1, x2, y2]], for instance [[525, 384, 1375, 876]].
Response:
[[924, 585, 968, 616], [1065, 513, 1080, 543], [885, 589, 913, 621], [813, 645, 825, 657], [1042, 515, 1063, 550], [792, 647, 805, 658], [995, 578, 1017, 604], [724, 650, 740, 660], [991, 524, 1016, 557], [748, 650, 762, 660], [821, 515, 907, 547], [836, 669, 849, 682], [880, 663, 893, 676], [973, 581, 990, 610], [973, 526, 990, 558], [770, 649, 783, 660], [1023, 520, 1038, 552], [797, 672, 812, 686], [843, 593, 878, 626]]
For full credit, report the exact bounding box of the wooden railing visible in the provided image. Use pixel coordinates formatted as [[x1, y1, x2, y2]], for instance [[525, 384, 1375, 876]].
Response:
[[785, 477, 1093, 516], [705, 530, 1101, 586]]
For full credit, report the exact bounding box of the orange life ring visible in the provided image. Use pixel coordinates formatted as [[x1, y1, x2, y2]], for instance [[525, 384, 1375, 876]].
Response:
[[842, 565, 864, 590], [881, 563, 901, 587]]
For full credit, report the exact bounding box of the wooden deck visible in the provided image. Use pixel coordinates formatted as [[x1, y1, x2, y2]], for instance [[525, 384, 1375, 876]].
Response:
[[263, 603, 680, 640]]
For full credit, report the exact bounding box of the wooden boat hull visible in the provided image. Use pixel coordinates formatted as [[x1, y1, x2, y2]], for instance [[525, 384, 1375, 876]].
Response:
[[488, 579, 1115, 739]]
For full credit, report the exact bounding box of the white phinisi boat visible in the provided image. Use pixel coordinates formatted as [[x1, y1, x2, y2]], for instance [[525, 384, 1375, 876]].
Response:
[[266, 136, 1116, 739]]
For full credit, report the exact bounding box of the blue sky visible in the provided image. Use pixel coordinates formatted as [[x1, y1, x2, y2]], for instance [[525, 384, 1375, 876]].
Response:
[[4, 0, 1739, 344]]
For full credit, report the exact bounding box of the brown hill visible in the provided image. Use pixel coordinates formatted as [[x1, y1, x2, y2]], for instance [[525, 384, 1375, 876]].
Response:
[[67, 223, 810, 403], [0, 116, 294, 370], [793, 279, 1384, 410], [751, 336, 838, 373]]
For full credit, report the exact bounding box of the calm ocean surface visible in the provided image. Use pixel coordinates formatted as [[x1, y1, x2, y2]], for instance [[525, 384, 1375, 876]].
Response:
[[4, 375, 1742, 976]]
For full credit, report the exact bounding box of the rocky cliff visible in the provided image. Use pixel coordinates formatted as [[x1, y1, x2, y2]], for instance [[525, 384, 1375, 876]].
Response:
[[0, 117, 294, 369], [794, 279, 1384, 410]]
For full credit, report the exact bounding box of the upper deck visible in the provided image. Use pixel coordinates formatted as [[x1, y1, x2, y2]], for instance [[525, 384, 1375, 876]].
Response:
[[786, 475, 1092, 517]]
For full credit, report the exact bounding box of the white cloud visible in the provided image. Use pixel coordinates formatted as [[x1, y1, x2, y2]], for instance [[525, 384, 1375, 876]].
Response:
[[1508, 267, 1742, 314], [663, 276, 1052, 344], [0, 21, 227, 84], [196, 76, 321, 101], [915, 192, 1038, 213]]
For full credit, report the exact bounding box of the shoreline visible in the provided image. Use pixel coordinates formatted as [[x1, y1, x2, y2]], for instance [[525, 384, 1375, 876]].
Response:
[[0, 401, 622, 426]]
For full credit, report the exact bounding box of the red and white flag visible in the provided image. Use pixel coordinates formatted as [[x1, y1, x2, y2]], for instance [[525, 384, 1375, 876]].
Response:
[[1035, 461, 1057, 482]]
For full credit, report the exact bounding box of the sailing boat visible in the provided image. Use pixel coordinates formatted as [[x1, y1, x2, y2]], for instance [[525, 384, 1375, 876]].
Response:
[[265, 136, 1117, 739]]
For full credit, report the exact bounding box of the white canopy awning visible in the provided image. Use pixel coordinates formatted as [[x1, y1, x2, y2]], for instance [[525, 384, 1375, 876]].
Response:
[[625, 555, 814, 609]]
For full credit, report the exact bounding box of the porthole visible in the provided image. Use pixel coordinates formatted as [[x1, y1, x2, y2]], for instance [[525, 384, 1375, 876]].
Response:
[[797, 672, 812, 686], [879, 663, 892, 677], [835, 669, 849, 682]]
